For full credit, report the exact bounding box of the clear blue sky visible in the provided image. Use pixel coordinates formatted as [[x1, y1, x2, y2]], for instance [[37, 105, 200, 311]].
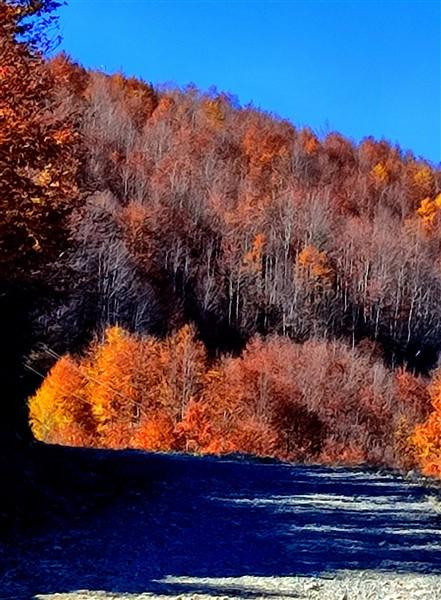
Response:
[[57, 0, 441, 165]]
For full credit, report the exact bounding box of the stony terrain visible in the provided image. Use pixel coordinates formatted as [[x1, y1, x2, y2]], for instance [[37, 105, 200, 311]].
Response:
[[1, 450, 441, 599]]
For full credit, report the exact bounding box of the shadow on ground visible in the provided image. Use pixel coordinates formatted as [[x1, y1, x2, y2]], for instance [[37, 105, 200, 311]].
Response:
[[1, 444, 441, 599]]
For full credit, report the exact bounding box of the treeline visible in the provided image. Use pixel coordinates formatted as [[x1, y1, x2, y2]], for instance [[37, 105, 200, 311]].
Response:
[[2, 1, 441, 474], [29, 325, 439, 475]]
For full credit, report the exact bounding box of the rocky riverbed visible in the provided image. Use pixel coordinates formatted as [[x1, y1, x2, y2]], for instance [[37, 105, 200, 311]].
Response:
[[1, 449, 441, 599]]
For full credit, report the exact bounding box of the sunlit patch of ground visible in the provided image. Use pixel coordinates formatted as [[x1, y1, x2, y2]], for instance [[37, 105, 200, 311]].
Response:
[[34, 572, 441, 600]]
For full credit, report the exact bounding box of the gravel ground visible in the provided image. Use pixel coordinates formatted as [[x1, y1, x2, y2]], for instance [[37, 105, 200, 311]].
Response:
[[2, 450, 441, 600], [30, 572, 441, 600]]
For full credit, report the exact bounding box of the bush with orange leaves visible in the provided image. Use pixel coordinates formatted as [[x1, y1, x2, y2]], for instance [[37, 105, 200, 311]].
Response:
[[83, 326, 147, 445], [197, 337, 322, 460], [205, 336, 412, 466], [132, 413, 177, 452], [393, 368, 431, 469], [412, 370, 441, 476], [28, 356, 95, 447], [28, 324, 207, 450], [175, 400, 213, 453], [86, 324, 206, 448], [29, 324, 431, 470]]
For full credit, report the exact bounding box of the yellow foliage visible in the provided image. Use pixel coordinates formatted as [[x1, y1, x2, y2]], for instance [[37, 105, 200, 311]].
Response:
[[413, 165, 434, 196], [28, 356, 89, 443], [416, 196, 441, 230], [371, 162, 389, 183], [36, 166, 53, 187], [203, 99, 225, 127], [297, 245, 334, 284]]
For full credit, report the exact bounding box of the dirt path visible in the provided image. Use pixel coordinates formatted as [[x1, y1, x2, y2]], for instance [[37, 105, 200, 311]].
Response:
[[1, 451, 441, 599]]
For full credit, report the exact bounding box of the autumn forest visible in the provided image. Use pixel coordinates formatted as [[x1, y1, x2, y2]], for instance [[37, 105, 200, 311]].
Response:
[[3, 1, 441, 479]]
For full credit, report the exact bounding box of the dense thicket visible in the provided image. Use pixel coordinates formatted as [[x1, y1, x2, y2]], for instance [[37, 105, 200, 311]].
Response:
[[29, 325, 432, 469], [2, 1, 441, 473]]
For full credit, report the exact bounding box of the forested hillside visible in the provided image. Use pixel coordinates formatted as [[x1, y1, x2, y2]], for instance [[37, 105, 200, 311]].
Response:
[[2, 1, 441, 476]]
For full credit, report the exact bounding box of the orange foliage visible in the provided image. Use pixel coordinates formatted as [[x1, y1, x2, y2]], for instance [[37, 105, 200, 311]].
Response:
[[49, 52, 89, 97], [158, 324, 207, 420], [242, 120, 292, 196], [417, 197, 437, 228], [0, 1, 80, 276], [371, 162, 389, 184], [243, 233, 266, 272], [359, 138, 390, 167], [416, 194, 441, 230], [413, 370, 441, 476], [108, 72, 158, 128], [299, 128, 320, 155], [12, 12, 441, 479], [132, 413, 177, 451], [84, 326, 145, 441], [297, 245, 334, 285], [175, 400, 212, 452], [320, 441, 366, 465], [28, 356, 94, 446], [29, 325, 436, 472], [151, 95, 176, 121], [229, 418, 278, 457], [29, 325, 207, 450]]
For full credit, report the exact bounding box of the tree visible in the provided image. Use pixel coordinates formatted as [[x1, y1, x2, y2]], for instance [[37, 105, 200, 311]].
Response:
[[28, 355, 94, 446], [393, 368, 430, 469], [131, 413, 176, 452], [413, 370, 441, 476], [84, 326, 148, 446], [0, 0, 79, 278], [0, 0, 81, 445], [175, 400, 212, 453], [158, 324, 207, 422]]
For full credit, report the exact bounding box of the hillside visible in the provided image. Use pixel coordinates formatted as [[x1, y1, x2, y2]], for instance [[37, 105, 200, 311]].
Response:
[[1, 0, 441, 475]]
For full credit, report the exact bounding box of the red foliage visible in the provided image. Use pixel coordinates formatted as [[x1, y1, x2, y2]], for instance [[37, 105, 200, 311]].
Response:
[[0, 1, 80, 277], [412, 370, 441, 476]]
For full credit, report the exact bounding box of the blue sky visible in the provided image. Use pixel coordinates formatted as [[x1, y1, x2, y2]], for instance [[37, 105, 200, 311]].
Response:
[[57, 1, 441, 164]]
